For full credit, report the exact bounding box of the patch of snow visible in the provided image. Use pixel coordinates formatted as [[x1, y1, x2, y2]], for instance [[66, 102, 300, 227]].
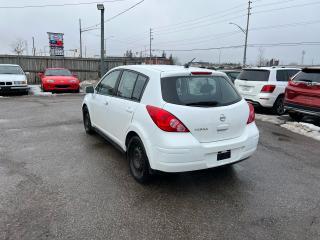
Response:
[[29, 85, 52, 96], [255, 114, 285, 125], [281, 122, 320, 141], [256, 113, 320, 141]]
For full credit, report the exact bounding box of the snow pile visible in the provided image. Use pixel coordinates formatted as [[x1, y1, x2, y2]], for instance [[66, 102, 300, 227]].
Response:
[[256, 113, 320, 141], [281, 122, 320, 141], [28, 85, 52, 96], [255, 114, 285, 125]]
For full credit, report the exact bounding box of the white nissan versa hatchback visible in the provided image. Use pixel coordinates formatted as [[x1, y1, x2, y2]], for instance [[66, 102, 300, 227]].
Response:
[[82, 65, 259, 183]]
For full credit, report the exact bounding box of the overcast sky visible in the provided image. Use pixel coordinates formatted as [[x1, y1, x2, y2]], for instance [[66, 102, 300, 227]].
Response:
[[0, 0, 319, 65]]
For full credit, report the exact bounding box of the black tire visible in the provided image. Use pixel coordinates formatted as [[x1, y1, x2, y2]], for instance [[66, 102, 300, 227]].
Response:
[[83, 106, 94, 134], [273, 96, 285, 115], [288, 111, 304, 122], [127, 136, 152, 183]]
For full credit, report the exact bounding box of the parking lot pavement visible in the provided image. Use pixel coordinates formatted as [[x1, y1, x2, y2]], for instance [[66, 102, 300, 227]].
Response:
[[0, 95, 319, 240]]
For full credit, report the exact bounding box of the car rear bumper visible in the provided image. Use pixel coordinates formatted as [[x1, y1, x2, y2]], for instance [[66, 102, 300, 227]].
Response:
[[0, 85, 29, 93], [147, 123, 259, 172], [239, 93, 276, 108], [284, 102, 320, 116]]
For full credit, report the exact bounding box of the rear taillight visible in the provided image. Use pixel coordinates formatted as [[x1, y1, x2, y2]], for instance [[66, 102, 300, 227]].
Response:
[[247, 103, 255, 124], [261, 85, 276, 93], [146, 105, 189, 132]]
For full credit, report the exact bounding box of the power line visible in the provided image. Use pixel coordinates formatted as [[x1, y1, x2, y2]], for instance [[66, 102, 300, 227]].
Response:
[[83, 0, 145, 31], [153, 42, 320, 52], [0, 0, 127, 9], [253, 0, 320, 14]]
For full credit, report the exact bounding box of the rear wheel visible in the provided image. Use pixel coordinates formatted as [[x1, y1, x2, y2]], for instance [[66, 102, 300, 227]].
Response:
[[288, 112, 304, 122], [127, 136, 152, 183], [273, 96, 285, 115], [83, 106, 94, 134]]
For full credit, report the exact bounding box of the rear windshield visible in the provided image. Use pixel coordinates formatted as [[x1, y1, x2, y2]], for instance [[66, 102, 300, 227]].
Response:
[[161, 76, 241, 107], [293, 69, 320, 83], [45, 69, 72, 76], [238, 69, 270, 81], [0, 65, 24, 75]]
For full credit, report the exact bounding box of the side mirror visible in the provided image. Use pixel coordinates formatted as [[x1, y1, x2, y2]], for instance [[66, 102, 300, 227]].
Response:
[[38, 72, 44, 78], [25, 72, 30, 76], [72, 72, 78, 78], [85, 86, 95, 94]]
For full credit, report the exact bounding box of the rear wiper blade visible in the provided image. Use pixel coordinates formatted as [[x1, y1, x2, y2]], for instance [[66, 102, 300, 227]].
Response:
[[186, 101, 219, 106]]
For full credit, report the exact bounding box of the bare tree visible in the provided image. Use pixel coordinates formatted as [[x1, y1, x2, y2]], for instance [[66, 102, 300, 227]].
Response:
[[257, 47, 266, 66], [11, 39, 26, 55]]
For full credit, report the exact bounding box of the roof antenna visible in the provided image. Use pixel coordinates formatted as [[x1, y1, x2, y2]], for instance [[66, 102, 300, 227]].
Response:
[[184, 58, 196, 68]]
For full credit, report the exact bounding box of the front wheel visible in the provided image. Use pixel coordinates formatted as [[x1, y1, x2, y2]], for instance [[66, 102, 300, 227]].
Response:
[[288, 112, 304, 122], [273, 96, 285, 115], [83, 106, 94, 134], [127, 136, 152, 183]]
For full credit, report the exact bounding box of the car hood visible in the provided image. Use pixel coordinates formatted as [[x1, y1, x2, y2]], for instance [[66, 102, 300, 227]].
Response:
[[0, 74, 26, 82]]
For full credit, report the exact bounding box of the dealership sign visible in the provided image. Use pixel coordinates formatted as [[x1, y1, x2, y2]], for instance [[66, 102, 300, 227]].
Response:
[[47, 32, 64, 56]]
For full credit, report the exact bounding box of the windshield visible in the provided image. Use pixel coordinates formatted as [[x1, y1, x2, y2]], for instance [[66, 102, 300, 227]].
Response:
[[45, 69, 72, 76], [293, 69, 320, 83], [0, 65, 24, 75], [238, 69, 270, 81], [161, 76, 241, 107]]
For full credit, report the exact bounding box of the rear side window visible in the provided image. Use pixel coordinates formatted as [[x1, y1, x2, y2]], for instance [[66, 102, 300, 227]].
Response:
[[161, 76, 241, 107], [276, 70, 300, 82], [132, 75, 148, 101], [238, 69, 270, 82], [294, 69, 320, 83], [117, 71, 138, 99]]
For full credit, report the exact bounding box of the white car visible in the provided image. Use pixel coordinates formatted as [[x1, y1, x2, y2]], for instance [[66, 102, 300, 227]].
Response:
[[234, 67, 300, 115], [0, 64, 29, 95], [82, 65, 259, 183]]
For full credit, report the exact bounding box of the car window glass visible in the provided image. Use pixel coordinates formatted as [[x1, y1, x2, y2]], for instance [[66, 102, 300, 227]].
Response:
[[117, 71, 138, 99], [132, 75, 148, 101], [161, 76, 241, 107], [294, 70, 320, 83], [238, 70, 270, 81], [96, 70, 120, 95], [287, 70, 299, 78], [276, 70, 288, 82]]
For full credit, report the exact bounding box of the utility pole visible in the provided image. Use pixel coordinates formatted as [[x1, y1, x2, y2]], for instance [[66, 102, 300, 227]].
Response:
[[79, 19, 83, 58], [243, 1, 252, 67], [32, 37, 35, 56], [97, 4, 105, 77], [149, 28, 153, 63]]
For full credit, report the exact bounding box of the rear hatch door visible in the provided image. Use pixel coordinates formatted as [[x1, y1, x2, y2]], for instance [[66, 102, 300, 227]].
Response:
[[235, 69, 270, 96], [161, 74, 249, 143]]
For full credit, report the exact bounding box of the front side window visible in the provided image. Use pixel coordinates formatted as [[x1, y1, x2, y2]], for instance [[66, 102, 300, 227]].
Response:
[[161, 76, 241, 107], [0, 65, 24, 75], [277, 70, 300, 82], [96, 70, 120, 95], [45, 69, 72, 76], [117, 71, 138, 99]]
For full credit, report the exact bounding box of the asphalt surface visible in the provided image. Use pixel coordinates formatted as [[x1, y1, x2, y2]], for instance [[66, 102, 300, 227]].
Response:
[[0, 95, 319, 240]]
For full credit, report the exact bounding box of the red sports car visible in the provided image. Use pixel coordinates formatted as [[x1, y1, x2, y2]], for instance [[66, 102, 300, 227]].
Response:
[[39, 68, 80, 93]]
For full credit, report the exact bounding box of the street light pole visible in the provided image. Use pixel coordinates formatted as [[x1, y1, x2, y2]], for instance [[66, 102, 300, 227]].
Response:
[[97, 4, 105, 77], [229, 1, 251, 67]]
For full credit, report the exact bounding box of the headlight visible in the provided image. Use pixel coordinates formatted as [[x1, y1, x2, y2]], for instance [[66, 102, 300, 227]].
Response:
[[14, 81, 27, 85], [47, 79, 55, 83]]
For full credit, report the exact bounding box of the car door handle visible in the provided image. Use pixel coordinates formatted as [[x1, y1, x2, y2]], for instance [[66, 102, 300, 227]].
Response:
[[126, 107, 133, 113]]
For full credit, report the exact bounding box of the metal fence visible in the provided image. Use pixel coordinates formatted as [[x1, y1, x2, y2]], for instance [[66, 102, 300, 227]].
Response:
[[0, 55, 145, 84]]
